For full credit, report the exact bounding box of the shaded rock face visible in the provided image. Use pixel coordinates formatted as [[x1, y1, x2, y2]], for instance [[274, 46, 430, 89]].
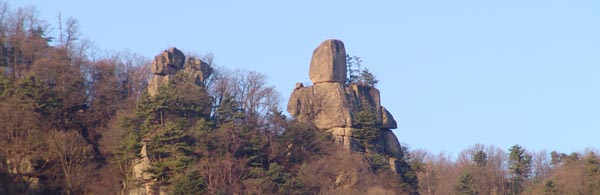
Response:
[[151, 47, 185, 75], [288, 39, 403, 171], [148, 48, 213, 97], [309, 39, 347, 84]]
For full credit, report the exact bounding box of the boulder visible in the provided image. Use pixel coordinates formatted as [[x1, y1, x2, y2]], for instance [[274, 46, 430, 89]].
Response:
[[147, 48, 214, 97], [309, 39, 347, 84], [295, 82, 304, 89], [380, 129, 403, 158], [151, 47, 185, 75], [184, 57, 213, 85], [381, 107, 397, 129]]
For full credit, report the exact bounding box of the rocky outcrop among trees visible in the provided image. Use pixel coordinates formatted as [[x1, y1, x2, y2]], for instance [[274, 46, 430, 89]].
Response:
[[2, 3, 598, 194], [288, 39, 414, 186], [148, 48, 213, 97], [128, 48, 215, 195]]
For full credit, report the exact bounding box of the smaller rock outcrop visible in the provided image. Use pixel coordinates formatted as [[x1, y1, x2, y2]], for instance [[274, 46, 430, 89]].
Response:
[[184, 57, 213, 86], [309, 39, 347, 84], [131, 48, 213, 195], [150, 47, 185, 75], [147, 48, 213, 97]]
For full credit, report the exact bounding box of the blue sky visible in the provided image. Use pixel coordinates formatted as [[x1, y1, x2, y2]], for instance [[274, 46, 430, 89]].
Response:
[[13, 0, 600, 156]]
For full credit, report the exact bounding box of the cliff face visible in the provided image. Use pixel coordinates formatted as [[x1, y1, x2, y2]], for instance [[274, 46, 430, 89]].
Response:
[[287, 39, 405, 170]]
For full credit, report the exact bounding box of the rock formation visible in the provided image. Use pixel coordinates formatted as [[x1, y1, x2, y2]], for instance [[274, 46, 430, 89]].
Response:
[[309, 39, 347, 84], [131, 48, 213, 195], [147, 47, 213, 97], [288, 39, 404, 170]]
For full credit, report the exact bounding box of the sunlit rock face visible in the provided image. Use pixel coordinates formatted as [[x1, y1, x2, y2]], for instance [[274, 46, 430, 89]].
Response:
[[288, 39, 404, 171], [309, 39, 348, 84]]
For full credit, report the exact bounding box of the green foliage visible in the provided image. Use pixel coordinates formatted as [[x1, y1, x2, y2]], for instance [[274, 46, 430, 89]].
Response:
[[169, 170, 206, 195], [508, 144, 531, 195], [146, 121, 197, 183], [279, 120, 329, 166], [360, 68, 378, 87], [583, 152, 600, 176], [473, 150, 488, 167], [346, 54, 361, 85], [151, 80, 212, 123], [214, 93, 244, 125], [398, 146, 420, 193], [456, 172, 478, 195], [366, 153, 389, 173], [543, 180, 559, 195], [113, 129, 142, 165], [112, 70, 214, 189], [346, 54, 378, 87], [354, 99, 381, 150]]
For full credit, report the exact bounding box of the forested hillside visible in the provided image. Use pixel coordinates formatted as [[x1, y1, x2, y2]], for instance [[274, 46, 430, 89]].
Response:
[[0, 3, 598, 195]]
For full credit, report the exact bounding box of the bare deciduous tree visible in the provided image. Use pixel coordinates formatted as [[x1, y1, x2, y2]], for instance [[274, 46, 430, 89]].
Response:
[[47, 130, 95, 195]]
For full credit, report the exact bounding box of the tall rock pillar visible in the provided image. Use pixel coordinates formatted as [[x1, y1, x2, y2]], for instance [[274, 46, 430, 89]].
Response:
[[287, 39, 405, 171]]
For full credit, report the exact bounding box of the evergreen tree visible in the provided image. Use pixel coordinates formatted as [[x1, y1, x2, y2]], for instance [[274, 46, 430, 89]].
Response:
[[146, 120, 197, 183], [360, 68, 378, 87], [346, 54, 378, 87], [473, 150, 488, 167], [170, 170, 206, 195], [543, 180, 559, 195], [346, 54, 361, 85], [508, 145, 531, 195], [456, 172, 478, 195], [354, 99, 381, 150]]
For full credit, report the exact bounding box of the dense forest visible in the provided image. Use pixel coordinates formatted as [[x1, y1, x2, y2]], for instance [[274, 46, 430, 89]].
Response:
[[0, 3, 599, 195]]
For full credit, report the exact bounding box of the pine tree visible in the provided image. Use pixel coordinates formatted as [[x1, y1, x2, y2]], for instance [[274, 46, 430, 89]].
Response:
[[354, 99, 381, 150], [360, 68, 378, 87], [473, 150, 487, 167], [456, 172, 478, 195], [543, 180, 559, 195], [346, 54, 360, 85], [508, 145, 531, 195]]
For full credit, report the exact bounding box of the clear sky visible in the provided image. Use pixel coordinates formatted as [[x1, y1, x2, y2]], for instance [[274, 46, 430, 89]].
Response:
[[12, 0, 600, 156]]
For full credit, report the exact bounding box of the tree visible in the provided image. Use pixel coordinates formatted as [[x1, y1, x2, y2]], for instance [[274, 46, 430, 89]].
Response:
[[346, 54, 378, 87], [542, 180, 559, 195], [455, 172, 478, 195], [531, 150, 551, 181], [346, 54, 360, 85], [145, 120, 197, 183], [354, 99, 381, 150], [47, 130, 95, 195], [209, 68, 280, 127], [508, 145, 531, 195], [473, 150, 487, 167], [360, 68, 378, 87]]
